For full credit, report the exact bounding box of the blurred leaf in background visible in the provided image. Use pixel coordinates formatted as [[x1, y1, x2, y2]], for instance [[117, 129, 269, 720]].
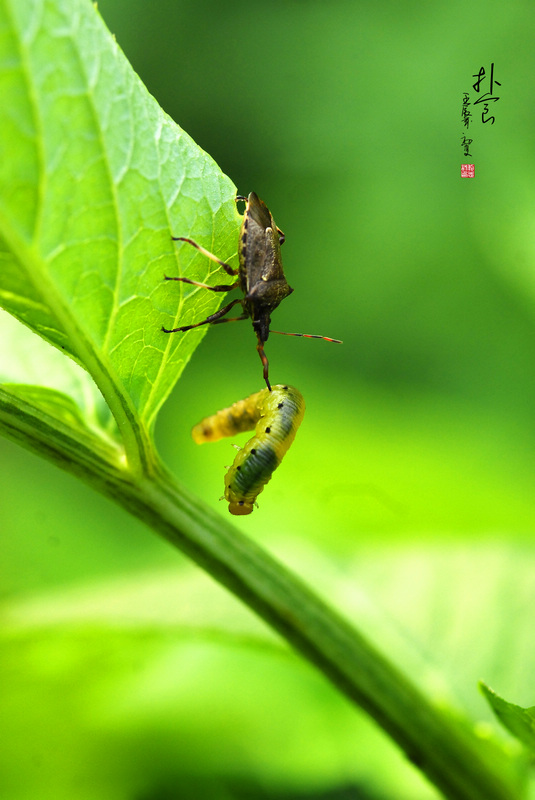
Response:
[[2, 0, 535, 798]]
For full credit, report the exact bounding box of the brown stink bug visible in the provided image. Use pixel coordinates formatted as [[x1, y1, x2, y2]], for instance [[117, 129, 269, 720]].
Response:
[[162, 192, 341, 391]]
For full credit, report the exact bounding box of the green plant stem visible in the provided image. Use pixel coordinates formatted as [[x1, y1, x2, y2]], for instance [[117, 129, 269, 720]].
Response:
[[0, 388, 523, 800]]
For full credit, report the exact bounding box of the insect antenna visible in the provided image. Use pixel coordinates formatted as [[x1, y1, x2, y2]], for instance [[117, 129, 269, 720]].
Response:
[[269, 330, 343, 344]]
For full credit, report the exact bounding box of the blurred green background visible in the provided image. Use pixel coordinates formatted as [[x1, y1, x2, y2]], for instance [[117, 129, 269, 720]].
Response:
[[3, 0, 535, 798]]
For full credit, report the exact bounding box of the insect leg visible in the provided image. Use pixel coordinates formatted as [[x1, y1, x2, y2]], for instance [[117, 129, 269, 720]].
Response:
[[172, 236, 239, 278], [162, 298, 244, 334], [163, 275, 239, 293], [210, 315, 248, 325]]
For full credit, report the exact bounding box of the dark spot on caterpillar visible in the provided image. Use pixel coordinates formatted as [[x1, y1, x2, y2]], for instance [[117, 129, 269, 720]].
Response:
[[236, 465, 241, 470], [277, 402, 284, 409], [265, 427, 271, 433], [282, 385, 288, 390], [251, 448, 257, 454]]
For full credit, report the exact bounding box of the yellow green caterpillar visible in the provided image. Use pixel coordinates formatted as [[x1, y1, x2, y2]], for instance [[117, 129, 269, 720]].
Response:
[[192, 385, 305, 515]]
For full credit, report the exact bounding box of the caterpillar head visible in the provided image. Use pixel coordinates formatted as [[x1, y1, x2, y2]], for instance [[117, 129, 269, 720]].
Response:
[[228, 499, 254, 515]]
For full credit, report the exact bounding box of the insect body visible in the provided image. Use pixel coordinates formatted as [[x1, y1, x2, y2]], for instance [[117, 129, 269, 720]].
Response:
[[192, 384, 305, 515], [162, 193, 341, 391]]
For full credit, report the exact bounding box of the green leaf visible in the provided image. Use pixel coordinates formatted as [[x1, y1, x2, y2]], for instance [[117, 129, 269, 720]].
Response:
[[481, 683, 535, 751], [0, 307, 114, 431], [0, 0, 240, 459]]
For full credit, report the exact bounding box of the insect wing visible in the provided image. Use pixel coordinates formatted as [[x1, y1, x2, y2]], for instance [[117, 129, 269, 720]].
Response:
[[241, 192, 286, 292]]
